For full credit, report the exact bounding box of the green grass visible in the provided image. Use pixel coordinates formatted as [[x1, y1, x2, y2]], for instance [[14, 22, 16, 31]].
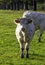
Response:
[[0, 10, 45, 65]]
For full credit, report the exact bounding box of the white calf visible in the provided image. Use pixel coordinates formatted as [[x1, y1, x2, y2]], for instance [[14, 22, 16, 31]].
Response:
[[23, 11, 45, 42], [14, 11, 45, 58], [14, 18, 35, 58]]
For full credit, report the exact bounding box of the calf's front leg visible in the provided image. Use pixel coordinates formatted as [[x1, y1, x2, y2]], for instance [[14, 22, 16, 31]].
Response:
[[20, 38, 24, 58], [21, 47, 24, 58], [25, 42, 29, 58]]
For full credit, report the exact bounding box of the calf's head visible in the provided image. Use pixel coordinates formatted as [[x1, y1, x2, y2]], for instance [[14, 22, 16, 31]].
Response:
[[14, 18, 32, 32]]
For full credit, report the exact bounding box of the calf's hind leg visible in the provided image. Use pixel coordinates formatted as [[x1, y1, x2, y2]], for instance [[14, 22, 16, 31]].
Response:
[[38, 29, 43, 42]]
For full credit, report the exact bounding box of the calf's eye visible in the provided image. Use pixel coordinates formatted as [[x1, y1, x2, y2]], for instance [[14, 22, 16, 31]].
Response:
[[26, 19, 32, 24], [28, 19, 32, 23]]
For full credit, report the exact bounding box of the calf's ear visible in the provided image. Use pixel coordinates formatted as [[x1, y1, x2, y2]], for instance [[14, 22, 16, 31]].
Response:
[[14, 18, 20, 24]]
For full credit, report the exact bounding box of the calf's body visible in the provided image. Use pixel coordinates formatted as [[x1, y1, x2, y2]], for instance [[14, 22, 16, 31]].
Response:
[[23, 11, 45, 42]]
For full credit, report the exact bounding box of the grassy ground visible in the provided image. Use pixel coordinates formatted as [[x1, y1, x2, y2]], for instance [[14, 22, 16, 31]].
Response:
[[0, 10, 45, 65]]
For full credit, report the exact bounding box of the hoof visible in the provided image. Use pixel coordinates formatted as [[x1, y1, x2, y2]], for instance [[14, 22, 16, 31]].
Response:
[[38, 38, 41, 42], [26, 54, 29, 58], [38, 40, 41, 42], [21, 54, 24, 58]]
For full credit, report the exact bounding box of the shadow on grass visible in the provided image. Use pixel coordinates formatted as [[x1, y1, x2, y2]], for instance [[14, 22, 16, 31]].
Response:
[[29, 53, 45, 61]]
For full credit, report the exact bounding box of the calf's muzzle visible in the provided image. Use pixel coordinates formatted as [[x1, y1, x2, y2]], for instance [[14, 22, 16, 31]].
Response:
[[21, 28, 25, 32]]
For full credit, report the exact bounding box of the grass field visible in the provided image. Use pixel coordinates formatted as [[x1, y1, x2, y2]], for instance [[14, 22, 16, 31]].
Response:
[[0, 10, 45, 65]]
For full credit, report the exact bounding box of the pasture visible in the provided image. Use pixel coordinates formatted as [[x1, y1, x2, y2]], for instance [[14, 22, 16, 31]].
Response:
[[0, 10, 45, 65]]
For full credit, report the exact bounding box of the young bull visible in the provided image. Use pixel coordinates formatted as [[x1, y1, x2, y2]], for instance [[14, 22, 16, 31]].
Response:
[[23, 11, 45, 42], [14, 18, 35, 58], [14, 11, 45, 58]]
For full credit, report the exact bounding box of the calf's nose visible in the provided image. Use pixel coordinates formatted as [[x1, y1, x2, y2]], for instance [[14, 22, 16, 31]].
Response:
[[21, 28, 25, 32]]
